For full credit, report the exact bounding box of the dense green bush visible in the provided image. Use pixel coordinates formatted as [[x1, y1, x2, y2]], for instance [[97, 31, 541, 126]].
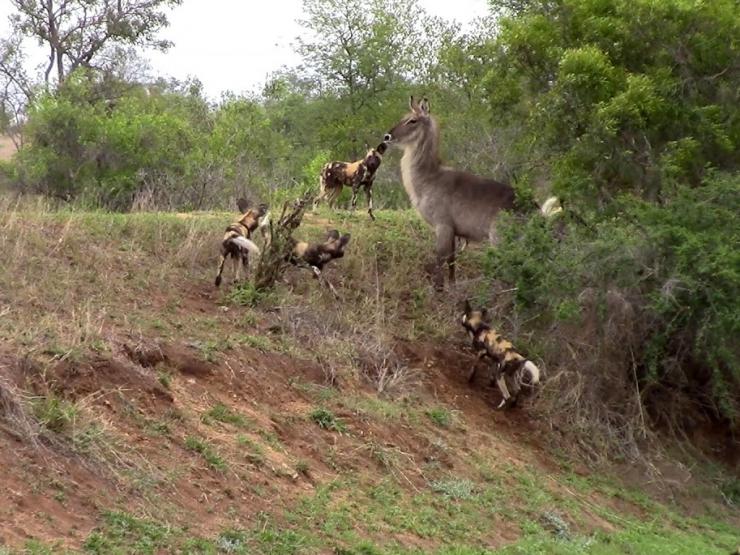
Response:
[[484, 172, 739, 435], [474, 0, 739, 207]]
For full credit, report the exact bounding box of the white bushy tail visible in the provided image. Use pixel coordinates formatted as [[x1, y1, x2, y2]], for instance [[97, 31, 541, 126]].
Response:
[[230, 236, 261, 256], [522, 360, 541, 386], [541, 196, 562, 218]]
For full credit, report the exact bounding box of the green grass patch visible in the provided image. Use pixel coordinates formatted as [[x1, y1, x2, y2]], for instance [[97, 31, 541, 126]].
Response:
[[310, 407, 347, 433], [426, 407, 453, 428], [31, 394, 78, 433], [201, 403, 252, 428], [184, 436, 227, 471]]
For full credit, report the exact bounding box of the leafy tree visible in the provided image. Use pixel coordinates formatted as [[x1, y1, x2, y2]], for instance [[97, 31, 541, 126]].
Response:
[[9, 0, 181, 86], [468, 0, 740, 208]]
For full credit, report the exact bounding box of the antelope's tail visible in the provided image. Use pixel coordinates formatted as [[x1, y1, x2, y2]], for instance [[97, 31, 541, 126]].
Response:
[[522, 360, 541, 386], [229, 236, 261, 256], [540, 196, 562, 218]]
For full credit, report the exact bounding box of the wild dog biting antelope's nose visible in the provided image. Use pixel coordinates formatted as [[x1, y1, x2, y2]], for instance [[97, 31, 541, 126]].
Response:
[[314, 142, 388, 220]]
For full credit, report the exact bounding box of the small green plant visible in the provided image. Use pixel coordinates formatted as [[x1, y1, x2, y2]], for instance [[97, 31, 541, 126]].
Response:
[[157, 370, 172, 389], [236, 334, 273, 351], [202, 403, 251, 428], [309, 407, 347, 433], [430, 478, 475, 500], [426, 407, 452, 428], [185, 436, 227, 471], [31, 394, 78, 433], [237, 435, 265, 466], [227, 281, 268, 307], [295, 460, 310, 476]]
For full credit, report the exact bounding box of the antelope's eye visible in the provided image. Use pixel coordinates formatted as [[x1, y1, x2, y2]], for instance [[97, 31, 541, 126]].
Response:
[[406, 118, 417, 125]]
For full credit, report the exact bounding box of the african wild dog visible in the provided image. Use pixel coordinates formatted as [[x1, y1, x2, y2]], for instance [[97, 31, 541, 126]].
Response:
[[460, 300, 541, 409], [286, 229, 351, 297], [314, 142, 388, 220], [214, 202, 269, 287]]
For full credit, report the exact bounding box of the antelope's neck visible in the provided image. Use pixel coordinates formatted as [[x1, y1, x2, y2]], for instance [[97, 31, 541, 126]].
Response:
[[400, 135, 442, 207]]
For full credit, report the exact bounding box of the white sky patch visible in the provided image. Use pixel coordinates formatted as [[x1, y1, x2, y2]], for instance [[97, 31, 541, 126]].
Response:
[[0, 0, 490, 100]]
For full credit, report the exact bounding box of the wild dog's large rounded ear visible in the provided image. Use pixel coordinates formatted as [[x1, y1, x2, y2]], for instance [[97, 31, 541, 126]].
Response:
[[419, 97, 430, 115], [481, 308, 489, 320], [463, 299, 472, 314], [326, 229, 340, 241], [236, 197, 250, 213], [339, 233, 351, 247]]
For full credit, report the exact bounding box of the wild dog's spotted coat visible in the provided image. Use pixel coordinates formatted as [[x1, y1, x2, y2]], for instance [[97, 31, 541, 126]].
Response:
[[315, 142, 387, 220], [461, 300, 541, 409]]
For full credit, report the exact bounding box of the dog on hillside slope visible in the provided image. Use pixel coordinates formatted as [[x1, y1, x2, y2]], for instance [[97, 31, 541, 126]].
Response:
[[214, 201, 270, 287], [286, 229, 351, 297], [460, 300, 541, 409]]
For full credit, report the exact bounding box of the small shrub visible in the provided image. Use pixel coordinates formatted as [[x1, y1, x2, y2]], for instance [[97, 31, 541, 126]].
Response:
[[237, 435, 265, 466], [309, 407, 347, 433], [426, 407, 452, 428], [202, 403, 251, 428], [185, 436, 227, 471], [31, 394, 78, 433], [430, 478, 475, 500]]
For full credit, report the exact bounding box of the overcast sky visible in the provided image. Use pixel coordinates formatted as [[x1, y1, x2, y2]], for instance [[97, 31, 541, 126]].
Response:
[[0, 0, 490, 100]]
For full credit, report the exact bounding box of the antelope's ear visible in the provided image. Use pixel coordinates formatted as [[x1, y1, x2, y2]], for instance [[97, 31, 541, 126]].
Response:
[[419, 97, 430, 115], [409, 95, 420, 113], [463, 299, 471, 314]]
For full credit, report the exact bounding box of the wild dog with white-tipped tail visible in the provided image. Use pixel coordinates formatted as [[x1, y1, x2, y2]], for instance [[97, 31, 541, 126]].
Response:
[[460, 300, 541, 409], [214, 202, 269, 287]]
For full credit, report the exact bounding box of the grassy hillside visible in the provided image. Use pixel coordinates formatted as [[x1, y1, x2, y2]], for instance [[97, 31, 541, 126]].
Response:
[[0, 196, 737, 554]]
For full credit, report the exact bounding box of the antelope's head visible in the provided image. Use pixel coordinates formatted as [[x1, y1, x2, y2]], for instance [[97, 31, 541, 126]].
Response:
[[384, 96, 433, 148]]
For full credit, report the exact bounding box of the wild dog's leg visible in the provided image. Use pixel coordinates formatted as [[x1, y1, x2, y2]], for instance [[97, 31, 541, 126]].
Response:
[[327, 187, 340, 209], [233, 254, 241, 283], [311, 265, 339, 299], [495, 373, 511, 409], [241, 251, 250, 279], [433, 225, 455, 290], [365, 185, 375, 221], [467, 350, 486, 383], [350, 186, 359, 212], [215, 254, 227, 287]]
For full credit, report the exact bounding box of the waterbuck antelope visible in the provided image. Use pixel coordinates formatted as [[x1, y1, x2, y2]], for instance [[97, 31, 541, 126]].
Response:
[[384, 96, 560, 289]]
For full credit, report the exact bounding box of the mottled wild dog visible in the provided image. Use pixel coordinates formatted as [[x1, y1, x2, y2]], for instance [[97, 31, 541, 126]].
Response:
[[460, 300, 541, 409], [214, 202, 269, 287], [314, 142, 388, 220], [384, 96, 560, 289], [286, 229, 351, 297]]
